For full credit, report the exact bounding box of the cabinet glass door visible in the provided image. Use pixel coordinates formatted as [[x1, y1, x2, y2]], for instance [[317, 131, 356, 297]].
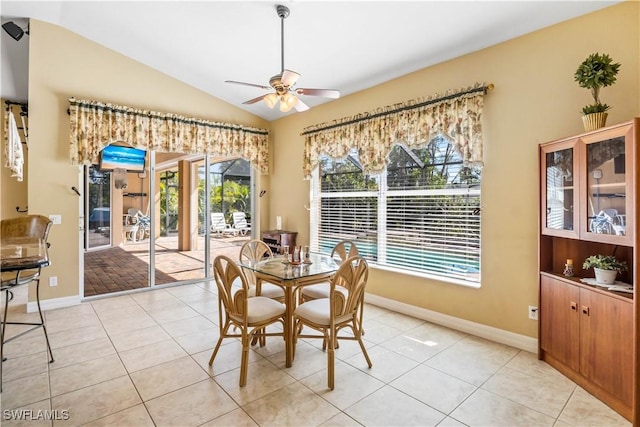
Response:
[[585, 136, 627, 238], [541, 141, 578, 237]]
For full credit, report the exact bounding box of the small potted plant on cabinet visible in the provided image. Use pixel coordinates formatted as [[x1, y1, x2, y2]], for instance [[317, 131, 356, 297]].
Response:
[[574, 52, 621, 132], [582, 254, 627, 285]]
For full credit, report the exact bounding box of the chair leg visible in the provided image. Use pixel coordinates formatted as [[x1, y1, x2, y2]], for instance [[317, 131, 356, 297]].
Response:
[[240, 329, 250, 387], [35, 279, 54, 363], [209, 321, 231, 365], [0, 289, 9, 392], [328, 328, 335, 390]]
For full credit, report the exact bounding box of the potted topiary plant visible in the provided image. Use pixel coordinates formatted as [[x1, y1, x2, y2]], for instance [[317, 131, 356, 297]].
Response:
[[574, 52, 621, 132], [582, 254, 627, 285]]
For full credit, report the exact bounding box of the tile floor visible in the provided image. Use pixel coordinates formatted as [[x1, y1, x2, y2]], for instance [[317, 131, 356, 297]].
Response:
[[0, 282, 632, 426]]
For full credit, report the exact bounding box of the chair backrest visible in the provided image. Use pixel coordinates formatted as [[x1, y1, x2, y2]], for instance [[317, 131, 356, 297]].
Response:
[[239, 240, 273, 286], [213, 255, 248, 323], [211, 212, 228, 231], [330, 256, 368, 319], [1, 215, 52, 241], [232, 212, 249, 229], [331, 240, 359, 264]]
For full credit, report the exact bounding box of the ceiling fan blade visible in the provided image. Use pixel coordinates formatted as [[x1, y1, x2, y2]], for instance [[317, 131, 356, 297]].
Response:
[[225, 80, 271, 90], [243, 94, 269, 105], [281, 69, 301, 87], [294, 98, 310, 112], [295, 88, 340, 99]]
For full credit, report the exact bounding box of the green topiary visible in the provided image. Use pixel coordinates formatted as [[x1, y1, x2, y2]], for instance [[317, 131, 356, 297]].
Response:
[[574, 53, 621, 115]]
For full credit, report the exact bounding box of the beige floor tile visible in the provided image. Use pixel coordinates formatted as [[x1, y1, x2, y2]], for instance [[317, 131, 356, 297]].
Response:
[[2, 351, 49, 382], [160, 314, 215, 338], [176, 290, 218, 306], [557, 387, 631, 426], [436, 416, 468, 426], [357, 319, 403, 345], [146, 305, 199, 324], [481, 367, 576, 418], [374, 311, 426, 331], [82, 404, 155, 427], [243, 381, 340, 426], [130, 356, 209, 401], [346, 385, 446, 426], [174, 329, 219, 354], [0, 398, 52, 427], [318, 412, 363, 426], [3, 329, 49, 359], [215, 358, 297, 406], [165, 284, 211, 299], [344, 344, 418, 383], [361, 303, 391, 321], [44, 312, 102, 334], [300, 361, 384, 410], [193, 340, 263, 377], [391, 364, 476, 414], [130, 288, 175, 305], [48, 325, 108, 350], [90, 295, 137, 315], [109, 325, 171, 352], [118, 339, 187, 373], [1, 372, 50, 411], [134, 296, 186, 312], [49, 354, 127, 397], [425, 336, 519, 386], [200, 408, 258, 427], [145, 379, 238, 427], [51, 376, 141, 427], [267, 340, 326, 380], [184, 300, 218, 317], [450, 389, 554, 426], [48, 338, 116, 370], [45, 303, 96, 321], [380, 321, 467, 362], [505, 351, 577, 387], [101, 313, 158, 336]]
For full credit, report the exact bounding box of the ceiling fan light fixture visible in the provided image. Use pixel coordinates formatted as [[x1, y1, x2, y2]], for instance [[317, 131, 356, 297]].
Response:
[[279, 93, 298, 112], [264, 93, 278, 109]]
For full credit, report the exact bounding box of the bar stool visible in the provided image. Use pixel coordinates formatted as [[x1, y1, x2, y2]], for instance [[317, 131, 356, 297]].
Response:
[[0, 215, 55, 392]]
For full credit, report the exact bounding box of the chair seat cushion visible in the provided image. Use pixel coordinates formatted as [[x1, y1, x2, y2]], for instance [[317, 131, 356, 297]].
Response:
[[246, 296, 285, 324], [294, 298, 351, 326], [301, 282, 348, 300]]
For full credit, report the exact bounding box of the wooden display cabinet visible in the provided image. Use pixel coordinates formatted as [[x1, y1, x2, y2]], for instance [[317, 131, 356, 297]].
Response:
[[538, 119, 639, 423], [261, 230, 297, 254]]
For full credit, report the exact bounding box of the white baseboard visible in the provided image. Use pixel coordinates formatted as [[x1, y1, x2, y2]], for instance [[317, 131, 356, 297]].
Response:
[[365, 293, 538, 353], [27, 295, 82, 313]]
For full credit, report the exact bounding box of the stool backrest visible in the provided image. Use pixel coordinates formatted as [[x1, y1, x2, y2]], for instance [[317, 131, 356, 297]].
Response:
[[1, 215, 53, 241]]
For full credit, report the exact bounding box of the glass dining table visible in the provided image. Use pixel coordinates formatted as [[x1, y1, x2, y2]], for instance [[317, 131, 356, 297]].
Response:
[[239, 252, 338, 367]]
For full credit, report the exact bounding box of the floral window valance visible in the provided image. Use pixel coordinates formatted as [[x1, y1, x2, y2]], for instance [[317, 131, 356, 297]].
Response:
[[68, 98, 270, 174], [302, 83, 491, 179]]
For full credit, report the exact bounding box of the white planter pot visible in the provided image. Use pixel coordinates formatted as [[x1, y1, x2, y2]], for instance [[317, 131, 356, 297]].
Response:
[[594, 268, 618, 285]]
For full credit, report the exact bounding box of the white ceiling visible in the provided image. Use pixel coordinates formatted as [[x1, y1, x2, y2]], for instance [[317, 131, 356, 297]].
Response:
[[1, 0, 621, 121]]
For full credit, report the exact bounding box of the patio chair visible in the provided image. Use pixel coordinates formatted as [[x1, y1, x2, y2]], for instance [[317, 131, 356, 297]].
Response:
[[210, 212, 236, 236], [232, 212, 251, 236]]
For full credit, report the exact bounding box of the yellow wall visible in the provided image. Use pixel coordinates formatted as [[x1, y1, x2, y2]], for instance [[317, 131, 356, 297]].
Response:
[[4, 3, 638, 339], [268, 2, 639, 337], [23, 19, 269, 301]]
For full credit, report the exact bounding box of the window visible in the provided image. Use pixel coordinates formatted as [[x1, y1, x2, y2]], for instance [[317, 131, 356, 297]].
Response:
[[310, 136, 481, 284]]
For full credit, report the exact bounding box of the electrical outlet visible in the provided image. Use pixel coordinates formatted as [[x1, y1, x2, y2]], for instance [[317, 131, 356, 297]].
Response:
[[49, 276, 58, 287], [49, 214, 62, 225], [528, 305, 538, 320]]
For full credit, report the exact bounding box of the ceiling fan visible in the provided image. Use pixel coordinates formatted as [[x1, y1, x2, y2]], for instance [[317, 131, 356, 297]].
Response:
[[225, 4, 340, 113]]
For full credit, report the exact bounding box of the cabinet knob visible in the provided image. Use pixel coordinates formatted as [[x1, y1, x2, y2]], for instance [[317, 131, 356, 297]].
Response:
[[570, 301, 577, 311], [582, 305, 590, 316]]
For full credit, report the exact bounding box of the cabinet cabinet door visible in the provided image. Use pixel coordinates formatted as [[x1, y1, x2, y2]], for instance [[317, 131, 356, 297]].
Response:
[[540, 140, 579, 238], [580, 124, 634, 244], [579, 290, 633, 406], [540, 275, 580, 371]]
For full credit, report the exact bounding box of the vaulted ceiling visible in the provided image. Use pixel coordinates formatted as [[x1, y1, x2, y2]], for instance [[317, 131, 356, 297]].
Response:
[[1, 1, 621, 121]]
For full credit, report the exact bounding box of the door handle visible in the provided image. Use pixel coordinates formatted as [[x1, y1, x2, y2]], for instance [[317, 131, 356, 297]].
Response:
[[570, 301, 577, 311], [582, 305, 590, 316]]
